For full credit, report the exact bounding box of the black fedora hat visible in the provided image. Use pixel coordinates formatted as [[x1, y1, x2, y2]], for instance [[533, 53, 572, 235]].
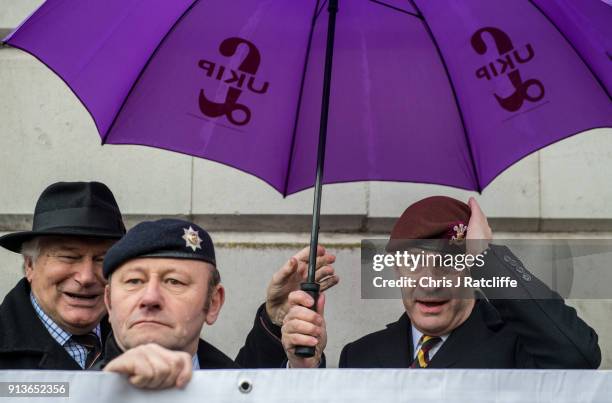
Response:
[[0, 181, 126, 253]]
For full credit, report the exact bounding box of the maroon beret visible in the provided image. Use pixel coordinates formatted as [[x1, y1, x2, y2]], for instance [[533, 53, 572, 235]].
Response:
[[387, 196, 471, 251]]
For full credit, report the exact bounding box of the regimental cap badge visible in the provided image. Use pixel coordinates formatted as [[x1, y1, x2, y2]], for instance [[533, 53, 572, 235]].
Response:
[[182, 226, 203, 251], [448, 222, 467, 245]]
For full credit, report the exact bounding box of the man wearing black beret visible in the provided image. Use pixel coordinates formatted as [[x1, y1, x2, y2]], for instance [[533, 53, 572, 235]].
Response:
[[94, 218, 337, 388], [282, 196, 601, 369], [0, 182, 125, 370]]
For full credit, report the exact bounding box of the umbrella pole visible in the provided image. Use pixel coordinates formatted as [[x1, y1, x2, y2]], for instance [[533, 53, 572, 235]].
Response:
[[295, 0, 339, 358]]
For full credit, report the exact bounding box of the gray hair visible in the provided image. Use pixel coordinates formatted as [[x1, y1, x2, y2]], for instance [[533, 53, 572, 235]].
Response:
[[21, 237, 42, 261], [21, 237, 42, 272]]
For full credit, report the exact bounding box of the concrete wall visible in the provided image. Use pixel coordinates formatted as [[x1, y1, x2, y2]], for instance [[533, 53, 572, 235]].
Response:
[[2, 2, 612, 228], [1, 1, 611, 368]]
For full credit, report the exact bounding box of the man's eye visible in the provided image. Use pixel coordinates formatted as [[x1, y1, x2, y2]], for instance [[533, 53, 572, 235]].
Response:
[[59, 255, 79, 261], [165, 278, 184, 286], [125, 278, 143, 285]]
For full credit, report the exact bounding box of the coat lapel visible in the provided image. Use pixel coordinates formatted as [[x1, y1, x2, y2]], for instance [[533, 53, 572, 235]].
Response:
[[375, 314, 414, 368], [428, 300, 503, 368]]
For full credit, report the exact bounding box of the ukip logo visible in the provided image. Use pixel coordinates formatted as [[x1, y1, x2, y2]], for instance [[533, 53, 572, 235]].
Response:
[[198, 37, 269, 126], [471, 27, 545, 113]]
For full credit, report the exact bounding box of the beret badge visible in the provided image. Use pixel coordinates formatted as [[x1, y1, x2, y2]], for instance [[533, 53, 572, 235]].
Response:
[[182, 226, 203, 251], [448, 222, 467, 245]]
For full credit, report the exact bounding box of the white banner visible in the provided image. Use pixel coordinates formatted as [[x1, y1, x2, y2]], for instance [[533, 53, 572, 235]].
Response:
[[0, 369, 610, 402]]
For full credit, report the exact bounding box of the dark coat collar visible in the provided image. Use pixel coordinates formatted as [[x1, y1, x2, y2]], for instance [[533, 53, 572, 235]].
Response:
[[99, 331, 238, 370], [376, 299, 504, 368], [0, 278, 111, 369], [374, 313, 414, 368]]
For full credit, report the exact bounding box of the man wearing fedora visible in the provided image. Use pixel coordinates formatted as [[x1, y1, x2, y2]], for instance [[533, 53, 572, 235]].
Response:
[[0, 182, 125, 370], [282, 196, 601, 369], [0, 182, 338, 371]]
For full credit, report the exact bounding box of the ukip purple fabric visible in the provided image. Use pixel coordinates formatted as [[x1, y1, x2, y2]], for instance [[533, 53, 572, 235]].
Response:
[[5, 0, 612, 195]]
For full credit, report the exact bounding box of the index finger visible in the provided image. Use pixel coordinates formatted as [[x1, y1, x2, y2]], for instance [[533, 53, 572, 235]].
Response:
[[468, 197, 487, 224], [288, 290, 315, 308], [104, 351, 138, 375], [295, 245, 326, 262]]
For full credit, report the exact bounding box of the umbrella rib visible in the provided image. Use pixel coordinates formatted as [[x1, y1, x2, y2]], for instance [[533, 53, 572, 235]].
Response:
[[368, 0, 424, 19], [409, 0, 482, 192], [527, 0, 611, 102], [282, 0, 323, 197], [101, 0, 203, 144], [316, 0, 328, 20]]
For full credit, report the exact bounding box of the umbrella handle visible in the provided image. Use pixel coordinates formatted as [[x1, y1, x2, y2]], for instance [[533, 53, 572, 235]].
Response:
[[293, 282, 321, 358]]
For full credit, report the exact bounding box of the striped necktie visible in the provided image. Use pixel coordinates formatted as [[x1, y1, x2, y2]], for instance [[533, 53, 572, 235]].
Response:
[[410, 335, 442, 368], [71, 333, 102, 369]]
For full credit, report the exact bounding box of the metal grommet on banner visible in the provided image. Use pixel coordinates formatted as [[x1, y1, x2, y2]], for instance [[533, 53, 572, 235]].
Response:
[[238, 379, 253, 394]]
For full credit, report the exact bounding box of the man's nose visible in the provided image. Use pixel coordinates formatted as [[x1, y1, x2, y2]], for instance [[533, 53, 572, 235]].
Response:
[[73, 258, 103, 288], [139, 279, 163, 310]]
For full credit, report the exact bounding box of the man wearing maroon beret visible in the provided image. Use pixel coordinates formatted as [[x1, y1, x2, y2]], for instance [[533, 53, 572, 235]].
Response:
[[281, 196, 601, 369]]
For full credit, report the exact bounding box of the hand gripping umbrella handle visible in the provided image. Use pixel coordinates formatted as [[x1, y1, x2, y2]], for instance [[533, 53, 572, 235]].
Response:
[[294, 0, 338, 360], [294, 281, 321, 358]]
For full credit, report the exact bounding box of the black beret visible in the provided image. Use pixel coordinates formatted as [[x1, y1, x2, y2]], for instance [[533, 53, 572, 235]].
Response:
[[103, 219, 215, 278]]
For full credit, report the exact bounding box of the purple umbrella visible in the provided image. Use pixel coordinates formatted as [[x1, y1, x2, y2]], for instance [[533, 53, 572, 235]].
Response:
[[4, 0, 612, 354]]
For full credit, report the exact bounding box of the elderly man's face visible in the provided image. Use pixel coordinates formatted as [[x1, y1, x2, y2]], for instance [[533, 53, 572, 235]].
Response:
[[105, 258, 224, 356], [25, 237, 115, 335], [396, 249, 474, 337]]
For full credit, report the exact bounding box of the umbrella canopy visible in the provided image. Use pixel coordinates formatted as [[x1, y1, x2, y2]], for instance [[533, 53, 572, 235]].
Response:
[[5, 0, 611, 196]]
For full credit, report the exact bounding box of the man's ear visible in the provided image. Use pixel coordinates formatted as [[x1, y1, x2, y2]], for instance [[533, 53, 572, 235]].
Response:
[[24, 256, 35, 283], [205, 285, 225, 326], [104, 284, 112, 313]]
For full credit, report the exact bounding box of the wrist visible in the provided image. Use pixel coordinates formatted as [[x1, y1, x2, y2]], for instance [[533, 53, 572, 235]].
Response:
[[265, 303, 286, 326], [263, 303, 284, 328]]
